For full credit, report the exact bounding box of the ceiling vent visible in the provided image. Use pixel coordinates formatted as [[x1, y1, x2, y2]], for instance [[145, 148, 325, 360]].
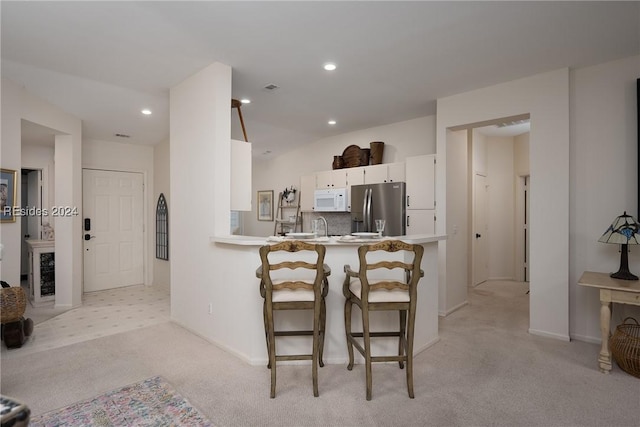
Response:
[[263, 84, 279, 91], [496, 119, 529, 128], [115, 133, 131, 138]]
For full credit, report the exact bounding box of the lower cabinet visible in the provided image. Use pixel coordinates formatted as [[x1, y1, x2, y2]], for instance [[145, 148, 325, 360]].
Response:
[[406, 210, 435, 235], [26, 240, 55, 306]]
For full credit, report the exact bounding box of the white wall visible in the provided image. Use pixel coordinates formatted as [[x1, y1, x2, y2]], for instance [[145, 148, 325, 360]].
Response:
[[170, 62, 260, 358], [82, 138, 155, 287], [153, 138, 170, 286], [442, 129, 469, 315], [571, 55, 640, 341], [437, 68, 571, 340], [487, 136, 516, 280], [1, 78, 83, 308], [246, 115, 437, 236]]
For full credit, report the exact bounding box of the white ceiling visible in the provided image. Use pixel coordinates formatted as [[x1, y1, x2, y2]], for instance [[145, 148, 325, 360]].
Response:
[[2, 2, 638, 156]]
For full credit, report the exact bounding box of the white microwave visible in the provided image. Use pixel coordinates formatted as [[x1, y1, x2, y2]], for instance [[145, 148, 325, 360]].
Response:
[[314, 188, 348, 212]]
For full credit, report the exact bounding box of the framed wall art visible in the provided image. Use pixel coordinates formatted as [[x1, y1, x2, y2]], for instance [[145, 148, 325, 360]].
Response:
[[0, 168, 17, 223], [257, 190, 273, 221]]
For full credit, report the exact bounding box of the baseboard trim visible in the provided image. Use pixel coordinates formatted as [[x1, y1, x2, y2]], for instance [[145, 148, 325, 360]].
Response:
[[170, 318, 256, 365], [528, 328, 570, 342], [438, 300, 468, 317], [569, 333, 601, 345]]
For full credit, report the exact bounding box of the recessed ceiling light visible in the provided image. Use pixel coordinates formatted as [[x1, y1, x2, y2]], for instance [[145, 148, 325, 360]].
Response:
[[328, 120, 337, 125], [240, 99, 251, 104], [141, 109, 152, 115], [323, 63, 337, 71]]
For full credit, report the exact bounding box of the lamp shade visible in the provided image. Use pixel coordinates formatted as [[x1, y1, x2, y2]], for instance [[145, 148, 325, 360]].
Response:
[[598, 212, 639, 245]]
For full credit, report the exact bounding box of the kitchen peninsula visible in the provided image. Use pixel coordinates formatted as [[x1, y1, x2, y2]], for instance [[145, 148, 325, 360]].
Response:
[[210, 233, 445, 365]]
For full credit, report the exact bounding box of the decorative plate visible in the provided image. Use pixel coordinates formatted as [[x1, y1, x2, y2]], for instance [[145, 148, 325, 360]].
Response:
[[342, 145, 363, 168]]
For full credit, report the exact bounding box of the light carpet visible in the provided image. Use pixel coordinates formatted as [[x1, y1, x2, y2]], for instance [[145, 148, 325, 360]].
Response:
[[29, 376, 212, 427]]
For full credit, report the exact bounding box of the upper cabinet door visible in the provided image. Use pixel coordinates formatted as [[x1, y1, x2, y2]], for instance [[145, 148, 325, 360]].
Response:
[[316, 170, 333, 188], [387, 162, 405, 182], [317, 169, 351, 188], [345, 168, 364, 187], [363, 163, 405, 184], [406, 154, 435, 210], [364, 164, 388, 184]]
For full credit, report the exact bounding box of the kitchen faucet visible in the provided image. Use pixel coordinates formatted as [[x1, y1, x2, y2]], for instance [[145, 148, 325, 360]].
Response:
[[315, 216, 328, 237]]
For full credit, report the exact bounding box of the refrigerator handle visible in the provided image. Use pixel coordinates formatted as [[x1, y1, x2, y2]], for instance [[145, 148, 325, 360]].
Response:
[[362, 188, 368, 231], [366, 188, 373, 232]]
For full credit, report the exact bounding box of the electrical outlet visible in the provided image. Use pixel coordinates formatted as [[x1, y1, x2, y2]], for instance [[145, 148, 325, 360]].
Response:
[[208, 303, 213, 314]]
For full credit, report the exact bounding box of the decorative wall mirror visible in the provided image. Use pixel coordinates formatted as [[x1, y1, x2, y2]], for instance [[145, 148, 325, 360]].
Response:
[[156, 193, 168, 260]]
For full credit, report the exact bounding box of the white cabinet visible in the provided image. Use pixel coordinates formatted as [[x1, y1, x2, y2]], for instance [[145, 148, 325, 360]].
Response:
[[364, 162, 405, 184], [26, 240, 55, 306], [405, 154, 436, 235], [406, 155, 435, 209], [300, 175, 316, 211], [316, 169, 355, 189], [387, 162, 406, 182], [406, 210, 435, 234], [230, 139, 252, 211], [345, 168, 364, 211], [345, 168, 365, 187]]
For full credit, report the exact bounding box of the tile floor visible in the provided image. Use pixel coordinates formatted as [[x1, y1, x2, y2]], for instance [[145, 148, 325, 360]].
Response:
[[1, 283, 170, 359]]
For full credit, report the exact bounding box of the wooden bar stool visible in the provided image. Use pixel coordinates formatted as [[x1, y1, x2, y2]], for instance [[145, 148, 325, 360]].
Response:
[[256, 240, 331, 398], [343, 240, 424, 400]]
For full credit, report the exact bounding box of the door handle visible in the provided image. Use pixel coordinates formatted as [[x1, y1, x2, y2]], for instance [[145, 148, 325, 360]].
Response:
[[476, 233, 481, 239], [84, 234, 96, 241]]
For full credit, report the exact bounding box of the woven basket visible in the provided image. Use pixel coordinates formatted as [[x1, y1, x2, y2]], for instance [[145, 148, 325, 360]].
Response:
[[0, 287, 27, 323], [610, 317, 640, 378]]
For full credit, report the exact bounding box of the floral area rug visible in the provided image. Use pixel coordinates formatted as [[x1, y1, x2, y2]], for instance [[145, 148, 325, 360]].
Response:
[[29, 376, 213, 426]]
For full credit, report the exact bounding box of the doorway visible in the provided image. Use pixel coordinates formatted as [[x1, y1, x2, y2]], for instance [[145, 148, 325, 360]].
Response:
[[20, 169, 43, 279], [83, 169, 144, 292], [470, 119, 530, 285]]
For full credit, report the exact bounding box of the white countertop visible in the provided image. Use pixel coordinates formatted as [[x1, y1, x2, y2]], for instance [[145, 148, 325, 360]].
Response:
[[210, 233, 447, 246]]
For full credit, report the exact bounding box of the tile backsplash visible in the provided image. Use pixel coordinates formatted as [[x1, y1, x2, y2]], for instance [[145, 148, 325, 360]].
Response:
[[304, 212, 352, 236]]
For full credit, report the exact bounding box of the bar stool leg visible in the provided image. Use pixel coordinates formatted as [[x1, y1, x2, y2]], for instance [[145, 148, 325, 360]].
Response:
[[398, 310, 407, 369], [319, 295, 326, 368], [263, 303, 271, 369], [266, 302, 277, 398], [312, 299, 321, 397], [406, 307, 416, 399], [362, 306, 373, 401], [344, 298, 355, 370]]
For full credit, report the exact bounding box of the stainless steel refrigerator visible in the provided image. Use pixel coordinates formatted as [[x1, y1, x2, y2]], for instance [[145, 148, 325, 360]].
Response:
[[351, 182, 406, 236]]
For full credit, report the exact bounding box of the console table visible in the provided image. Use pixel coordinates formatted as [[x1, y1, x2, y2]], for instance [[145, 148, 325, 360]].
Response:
[[577, 271, 640, 373], [26, 240, 55, 307]]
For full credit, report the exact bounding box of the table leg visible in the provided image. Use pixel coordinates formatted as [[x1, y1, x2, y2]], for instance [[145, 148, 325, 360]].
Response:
[[598, 299, 612, 373]]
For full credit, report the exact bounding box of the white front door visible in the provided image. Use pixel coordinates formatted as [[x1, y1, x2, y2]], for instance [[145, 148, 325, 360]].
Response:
[[83, 169, 144, 292], [473, 173, 489, 286]]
